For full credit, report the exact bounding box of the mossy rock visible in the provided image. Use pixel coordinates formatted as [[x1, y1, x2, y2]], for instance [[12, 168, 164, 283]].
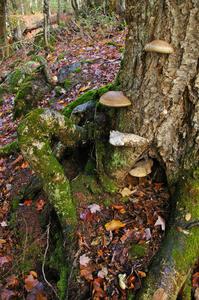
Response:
[[62, 83, 117, 118], [13, 75, 51, 119]]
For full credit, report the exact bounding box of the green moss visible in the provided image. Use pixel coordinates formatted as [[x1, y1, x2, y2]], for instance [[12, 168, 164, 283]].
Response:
[[99, 174, 118, 193], [84, 159, 96, 175], [71, 174, 102, 196], [0, 140, 19, 156], [14, 80, 32, 119], [62, 82, 117, 118], [64, 79, 72, 90], [49, 234, 68, 300], [129, 243, 147, 259], [74, 67, 81, 73], [58, 53, 65, 60], [8, 69, 24, 93], [109, 151, 127, 170], [0, 85, 7, 96], [57, 267, 68, 300], [103, 198, 112, 207]]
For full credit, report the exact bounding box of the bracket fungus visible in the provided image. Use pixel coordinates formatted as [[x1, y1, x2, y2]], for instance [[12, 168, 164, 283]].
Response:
[[144, 40, 174, 54], [129, 159, 153, 177], [99, 91, 131, 107], [109, 130, 149, 148]]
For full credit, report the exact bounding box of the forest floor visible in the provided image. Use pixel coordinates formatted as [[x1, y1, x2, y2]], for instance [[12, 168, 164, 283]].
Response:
[[0, 14, 199, 300]]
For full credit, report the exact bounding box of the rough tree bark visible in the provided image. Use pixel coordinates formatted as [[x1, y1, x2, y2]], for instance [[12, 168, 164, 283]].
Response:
[[113, 1, 199, 299], [0, 0, 8, 59], [17, 0, 199, 299]]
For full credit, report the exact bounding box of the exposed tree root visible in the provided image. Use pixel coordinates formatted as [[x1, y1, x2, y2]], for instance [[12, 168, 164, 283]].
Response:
[[18, 108, 89, 237], [137, 171, 199, 300]]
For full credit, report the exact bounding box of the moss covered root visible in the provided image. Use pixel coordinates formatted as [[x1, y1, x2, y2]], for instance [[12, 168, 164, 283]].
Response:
[[136, 169, 199, 300], [18, 108, 88, 237]]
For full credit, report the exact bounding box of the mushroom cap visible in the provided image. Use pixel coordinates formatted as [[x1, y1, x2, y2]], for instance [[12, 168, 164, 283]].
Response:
[[129, 159, 153, 177], [144, 40, 174, 54], [99, 91, 131, 107]]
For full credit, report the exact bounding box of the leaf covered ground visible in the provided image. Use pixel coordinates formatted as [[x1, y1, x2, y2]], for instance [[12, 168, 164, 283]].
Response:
[[0, 13, 199, 300]]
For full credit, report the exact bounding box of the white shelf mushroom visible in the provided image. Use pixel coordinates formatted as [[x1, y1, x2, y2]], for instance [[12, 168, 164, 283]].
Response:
[[144, 40, 174, 54]]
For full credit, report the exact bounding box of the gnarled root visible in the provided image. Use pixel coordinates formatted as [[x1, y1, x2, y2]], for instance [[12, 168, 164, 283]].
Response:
[[137, 171, 199, 300], [17, 108, 88, 237]]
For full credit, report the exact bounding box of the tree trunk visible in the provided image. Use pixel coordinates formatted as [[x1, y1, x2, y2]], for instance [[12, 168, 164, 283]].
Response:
[[0, 0, 9, 59], [57, 0, 61, 25], [43, 0, 50, 48], [109, 0, 199, 298]]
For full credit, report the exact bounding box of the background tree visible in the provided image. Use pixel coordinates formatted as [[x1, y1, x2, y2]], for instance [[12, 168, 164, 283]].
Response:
[[0, 0, 9, 59], [43, 0, 50, 48]]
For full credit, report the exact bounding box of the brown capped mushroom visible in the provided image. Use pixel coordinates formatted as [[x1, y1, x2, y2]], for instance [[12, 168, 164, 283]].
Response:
[[99, 91, 131, 107], [129, 159, 153, 177], [144, 40, 174, 54]]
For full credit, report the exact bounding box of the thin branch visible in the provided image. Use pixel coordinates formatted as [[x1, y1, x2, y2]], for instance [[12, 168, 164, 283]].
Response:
[[42, 222, 59, 299]]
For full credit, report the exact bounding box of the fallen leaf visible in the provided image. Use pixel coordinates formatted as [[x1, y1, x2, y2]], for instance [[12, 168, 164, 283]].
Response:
[[118, 274, 127, 290], [0, 239, 7, 244], [105, 219, 126, 231], [0, 256, 12, 267], [112, 204, 126, 214], [145, 228, 152, 240], [154, 215, 165, 231], [138, 271, 146, 278], [0, 221, 8, 227], [92, 277, 105, 298], [98, 266, 108, 278], [185, 213, 191, 221], [88, 203, 101, 214], [21, 161, 29, 169], [79, 85, 90, 92], [80, 254, 91, 266], [35, 199, 46, 211], [24, 199, 32, 206], [192, 272, 199, 288], [127, 274, 136, 289], [0, 288, 16, 300], [6, 275, 19, 288], [24, 274, 39, 292], [30, 271, 38, 278], [80, 266, 93, 281], [120, 187, 134, 197]]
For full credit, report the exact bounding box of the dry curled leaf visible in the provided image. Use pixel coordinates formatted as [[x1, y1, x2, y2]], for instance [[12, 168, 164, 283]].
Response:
[[88, 203, 101, 214], [80, 254, 91, 266], [154, 215, 165, 231], [119, 187, 133, 197], [80, 265, 94, 282], [24, 274, 39, 292], [105, 219, 126, 231], [35, 199, 46, 211]]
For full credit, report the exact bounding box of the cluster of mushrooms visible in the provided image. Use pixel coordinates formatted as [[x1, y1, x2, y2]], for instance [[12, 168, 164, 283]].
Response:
[[99, 40, 173, 179]]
